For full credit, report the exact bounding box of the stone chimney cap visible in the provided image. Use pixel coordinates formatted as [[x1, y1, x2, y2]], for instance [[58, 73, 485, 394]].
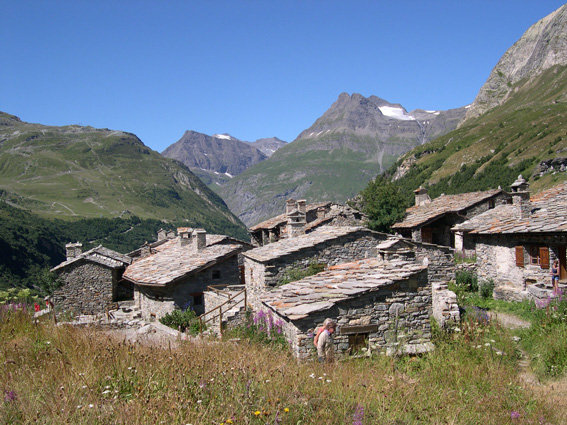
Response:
[[511, 175, 527, 188]]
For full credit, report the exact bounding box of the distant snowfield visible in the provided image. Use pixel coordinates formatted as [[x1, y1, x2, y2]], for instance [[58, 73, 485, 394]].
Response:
[[378, 106, 415, 121], [213, 134, 232, 140]]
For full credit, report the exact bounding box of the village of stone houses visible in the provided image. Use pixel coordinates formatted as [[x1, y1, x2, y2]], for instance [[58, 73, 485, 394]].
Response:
[[46, 176, 566, 360]]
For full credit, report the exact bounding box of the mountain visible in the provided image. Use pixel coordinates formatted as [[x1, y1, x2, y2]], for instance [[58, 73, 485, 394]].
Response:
[[389, 4, 567, 201], [465, 4, 567, 120], [246, 137, 287, 157], [0, 113, 247, 238], [217, 93, 466, 226], [161, 131, 269, 187]]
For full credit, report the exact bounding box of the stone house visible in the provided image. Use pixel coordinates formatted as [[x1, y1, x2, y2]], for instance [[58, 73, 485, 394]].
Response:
[[258, 258, 433, 360], [51, 243, 133, 315], [123, 228, 245, 320], [452, 177, 567, 301], [250, 199, 366, 246], [243, 225, 389, 307], [392, 187, 509, 247]]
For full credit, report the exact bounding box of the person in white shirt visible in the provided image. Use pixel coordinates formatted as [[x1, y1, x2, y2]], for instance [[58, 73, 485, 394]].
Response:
[[317, 319, 336, 363]]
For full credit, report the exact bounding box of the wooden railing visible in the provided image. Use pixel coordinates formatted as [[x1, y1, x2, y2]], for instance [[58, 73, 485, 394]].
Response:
[[197, 286, 247, 335]]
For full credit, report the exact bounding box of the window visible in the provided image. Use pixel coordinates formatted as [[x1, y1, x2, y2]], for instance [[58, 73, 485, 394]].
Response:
[[488, 200, 495, 209], [517, 245, 549, 269], [212, 270, 221, 279], [192, 293, 204, 306], [348, 334, 368, 355]]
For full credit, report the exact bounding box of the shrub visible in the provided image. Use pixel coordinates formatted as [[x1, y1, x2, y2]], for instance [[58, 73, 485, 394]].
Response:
[[159, 308, 203, 335], [479, 279, 495, 298], [278, 262, 326, 286], [455, 269, 478, 293]]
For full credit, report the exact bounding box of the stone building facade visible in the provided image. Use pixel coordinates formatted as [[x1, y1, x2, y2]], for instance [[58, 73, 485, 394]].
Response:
[[124, 228, 244, 320], [453, 178, 567, 300], [259, 259, 433, 360], [243, 226, 388, 306], [51, 244, 132, 315]]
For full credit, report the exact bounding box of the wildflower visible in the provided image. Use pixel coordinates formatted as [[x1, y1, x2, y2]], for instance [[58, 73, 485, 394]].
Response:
[[511, 411, 521, 419], [88, 404, 94, 408], [284, 408, 289, 413], [326, 379, 332, 383], [353, 403, 364, 425], [4, 390, 16, 403], [254, 410, 261, 416], [226, 420, 233, 424]]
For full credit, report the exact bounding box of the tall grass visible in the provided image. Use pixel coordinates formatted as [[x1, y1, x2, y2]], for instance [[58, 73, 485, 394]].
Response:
[[0, 305, 562, 424]]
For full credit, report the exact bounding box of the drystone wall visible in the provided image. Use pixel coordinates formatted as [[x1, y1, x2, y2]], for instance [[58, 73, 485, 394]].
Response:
[[135, 256, 241, 320], [262, 269, 432, 360], [52, 261, 116, 315]]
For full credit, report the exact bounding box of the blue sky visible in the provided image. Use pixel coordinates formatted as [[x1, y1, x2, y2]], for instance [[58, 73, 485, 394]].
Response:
[[2, 1, 565, 152]]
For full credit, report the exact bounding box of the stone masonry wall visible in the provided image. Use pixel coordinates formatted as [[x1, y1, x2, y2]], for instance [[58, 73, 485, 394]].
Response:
[[262, 269, 432, 360], [135, 256, 241, 321], [52, 261, 116, 315]]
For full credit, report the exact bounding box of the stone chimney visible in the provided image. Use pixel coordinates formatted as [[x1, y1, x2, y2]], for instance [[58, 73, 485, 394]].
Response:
[[286, 210, 306, 238], [157, 228, 167, 241], [286, 199, 297, 217], [192, 228, 207, 251], [317, 206, 326, 220], [510, 175, 531, 219], [414, 187, 431, 207], [65, 242, 82, 261], [297, 199, 306, 215], [140, 242, 151, 258], [178, 227, 193, 246]]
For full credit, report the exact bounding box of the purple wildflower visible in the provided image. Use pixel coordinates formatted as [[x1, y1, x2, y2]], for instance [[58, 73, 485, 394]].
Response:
[[353, 403, 364, 425], [4, 390, 16, 403], [510, 411, 521, 420]]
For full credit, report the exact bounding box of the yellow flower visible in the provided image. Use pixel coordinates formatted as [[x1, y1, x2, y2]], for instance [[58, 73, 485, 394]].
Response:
[[226, 421, 233, 424], [254, 411, 261, 416], [284, 408, 290, 413]]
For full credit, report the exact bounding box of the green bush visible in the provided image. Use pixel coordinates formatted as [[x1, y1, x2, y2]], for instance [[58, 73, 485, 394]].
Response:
[[278, 262, 326, 286], [479, 279, 495, 298], [455, 269, 478, 293], [159, 308, 203, 335]]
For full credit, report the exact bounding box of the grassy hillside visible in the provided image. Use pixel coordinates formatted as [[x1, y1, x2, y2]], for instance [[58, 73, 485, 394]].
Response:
[[0, 112, 247, 239], [390, 65, 567, 201]]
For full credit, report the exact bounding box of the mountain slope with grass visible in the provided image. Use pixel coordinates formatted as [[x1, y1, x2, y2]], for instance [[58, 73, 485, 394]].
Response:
[[388, 4, 567, 203], [218, 93, 466, 226], [0, 112, 247, 238]]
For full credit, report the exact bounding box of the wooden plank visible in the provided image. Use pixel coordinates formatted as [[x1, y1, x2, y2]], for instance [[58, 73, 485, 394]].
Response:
[[339, 324, 378, 335]]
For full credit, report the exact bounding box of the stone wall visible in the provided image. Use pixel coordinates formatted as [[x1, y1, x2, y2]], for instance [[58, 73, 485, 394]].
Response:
[[135, 256, 241, 321], [262, 269, 432, 360], [473, 234, 565, 301], [244, 232, 387, 306], [52, 261, 117, 315]]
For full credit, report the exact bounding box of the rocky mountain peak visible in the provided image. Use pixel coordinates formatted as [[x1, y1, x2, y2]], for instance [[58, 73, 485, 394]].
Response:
[[465, 4, 567, 120]]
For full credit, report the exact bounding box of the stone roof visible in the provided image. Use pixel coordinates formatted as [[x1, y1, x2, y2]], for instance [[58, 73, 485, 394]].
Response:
[[392, 189, 503, 229], [453, 182, 567, 234], [260, 258, 427, 321], [52, 246, 132, 272], [250, 202, 331, 231], [243, 226, 375, 263], [123, 237, 242, 286]]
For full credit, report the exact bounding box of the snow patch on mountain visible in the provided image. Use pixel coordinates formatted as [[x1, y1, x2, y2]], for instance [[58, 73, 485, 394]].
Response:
[[378, 106, 415, 121]]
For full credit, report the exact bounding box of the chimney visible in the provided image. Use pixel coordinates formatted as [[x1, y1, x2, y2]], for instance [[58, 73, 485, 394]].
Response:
[[178, 227, 193, 246], [414, 187, 431, 207], [192, 228, 207, 251], [317, 206, 326, 220], [286, 199, 297, 217], [510, 175, 531, 219], [297, 199, 306, 215], [157, 228, 167, 241], [286, 210, 306, 238], [140, 242, 151, 258], [65, 242, 82, 261]]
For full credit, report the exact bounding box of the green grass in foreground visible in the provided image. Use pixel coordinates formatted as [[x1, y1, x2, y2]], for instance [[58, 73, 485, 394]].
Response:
[[1, 305, 564, 424]]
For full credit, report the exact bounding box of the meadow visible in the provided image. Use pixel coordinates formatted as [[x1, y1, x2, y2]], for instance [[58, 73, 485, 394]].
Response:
[[1, 297, 566, 425]]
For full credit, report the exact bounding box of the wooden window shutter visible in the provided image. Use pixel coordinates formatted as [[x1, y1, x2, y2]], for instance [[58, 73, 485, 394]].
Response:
[[539, 246, 550, 269], [515, 246, 524, 267]]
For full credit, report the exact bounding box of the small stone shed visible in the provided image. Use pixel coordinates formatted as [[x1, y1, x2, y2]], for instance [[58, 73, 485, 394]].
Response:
[[51, 243, 133, 315], [259, 258, 433, 360], [453, 178, 567, 301], [243, 226, 389, 305], [250, 199, 366, 247], [392, 187, 509, 247], [123, 228, 244, 320]]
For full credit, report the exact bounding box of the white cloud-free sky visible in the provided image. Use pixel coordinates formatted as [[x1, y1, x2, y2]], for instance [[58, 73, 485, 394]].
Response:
[[1, 1, 565, 152]]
